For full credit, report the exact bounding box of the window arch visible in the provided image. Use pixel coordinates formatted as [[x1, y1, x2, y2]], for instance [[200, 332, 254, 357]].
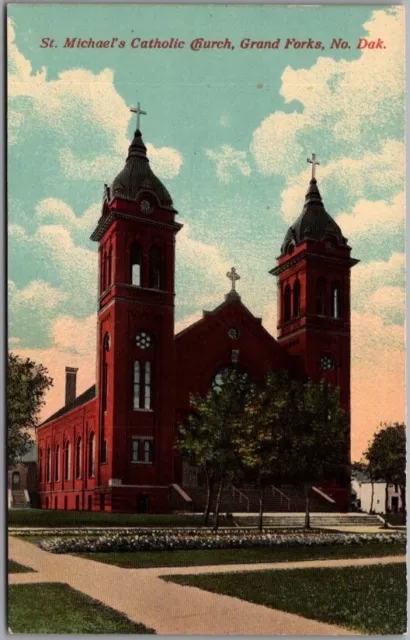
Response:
[[46, 447, 51, 483], [130, 243, 142, 286], [55, 445, 60, 482], [316, 278, 327, 315], [149, 245, 162, 289], [283, 284, 291, 322], [293, 279, 301, 318], [332, 281, 341, 318], [88, 433, 95, 478], [64, 441, 71, 481], [76, 438, 82, 479]]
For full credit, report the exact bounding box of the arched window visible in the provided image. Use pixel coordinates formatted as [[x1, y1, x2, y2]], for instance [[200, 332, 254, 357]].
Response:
[[88, 433, 95, 478], [283, 284, 291, 322], [144, 440, 153, 463], [64, 441, 71, 481], [293, 280, 301, 318], [46, 448, 51, 483], [39, 449, 43, 483], [76, 438, 82, 479], [332, 281, 341, 318], [102, 333, 110, 412], [130, 243, 142, 287], [149, 245, 162, 289], [101, 440, 107, 464], [316, 278, 327, 315], [55, 445, 60, 482], [133, 361, 141, 409], [107, 247, 113, 286], [145, 362, 151, 409]]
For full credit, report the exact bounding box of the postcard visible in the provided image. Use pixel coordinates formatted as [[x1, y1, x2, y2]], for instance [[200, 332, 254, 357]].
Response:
[[7, 4, 405, 635]]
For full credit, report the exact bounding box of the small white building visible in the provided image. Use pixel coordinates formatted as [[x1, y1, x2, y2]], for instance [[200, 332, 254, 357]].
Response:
[[351, 471, 402, 514]]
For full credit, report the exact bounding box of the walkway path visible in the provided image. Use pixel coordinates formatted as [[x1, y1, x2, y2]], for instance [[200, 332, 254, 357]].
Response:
[[8, 536, 405, 635]]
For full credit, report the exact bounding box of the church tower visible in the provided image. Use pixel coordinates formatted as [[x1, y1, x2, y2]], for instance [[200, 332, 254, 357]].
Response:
[[270, 156, 359, 500], [90, 105, 182, 512]]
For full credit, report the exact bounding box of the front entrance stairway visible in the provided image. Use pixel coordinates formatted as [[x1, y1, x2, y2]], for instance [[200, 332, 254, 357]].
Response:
[[180, 483, 339, 514], [10, 490, 29, 508]]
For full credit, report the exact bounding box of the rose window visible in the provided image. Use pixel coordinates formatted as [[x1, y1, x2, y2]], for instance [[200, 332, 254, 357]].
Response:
[[136, 332, 152, 350]]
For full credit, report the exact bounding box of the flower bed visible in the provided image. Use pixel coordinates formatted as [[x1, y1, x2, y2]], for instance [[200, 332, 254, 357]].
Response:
[[37, 530, 406, 554]]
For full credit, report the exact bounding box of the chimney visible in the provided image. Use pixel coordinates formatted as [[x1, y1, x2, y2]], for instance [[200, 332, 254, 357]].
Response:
[[65, 367, 78, 406]]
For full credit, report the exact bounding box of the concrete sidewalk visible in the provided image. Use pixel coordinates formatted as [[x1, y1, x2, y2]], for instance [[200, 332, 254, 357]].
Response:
[[8, 536, 405, 635]]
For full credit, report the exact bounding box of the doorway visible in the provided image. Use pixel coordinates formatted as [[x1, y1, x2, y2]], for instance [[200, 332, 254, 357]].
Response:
[[88, 495, 93, 511], [137, 494, 149, 513], [391, 496, 399, 514], [12, 472, 20, 490]]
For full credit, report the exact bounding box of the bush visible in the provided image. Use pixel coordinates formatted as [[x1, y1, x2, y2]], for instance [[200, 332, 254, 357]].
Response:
[[37, 529, 406, 554]]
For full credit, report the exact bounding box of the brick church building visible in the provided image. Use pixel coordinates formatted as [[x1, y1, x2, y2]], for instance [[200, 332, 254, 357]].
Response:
[[36, 114, 358, 514]]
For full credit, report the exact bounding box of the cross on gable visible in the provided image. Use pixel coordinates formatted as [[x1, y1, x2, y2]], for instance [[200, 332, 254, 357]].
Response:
[[307, 153, 320, 180], [130, 101, 147, 130], [226, 267, 240, 291]]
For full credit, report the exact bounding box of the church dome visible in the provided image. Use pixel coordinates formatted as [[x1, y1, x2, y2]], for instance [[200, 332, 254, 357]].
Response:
[[280, 178, 347, 255], [111, 129, 173, 207]]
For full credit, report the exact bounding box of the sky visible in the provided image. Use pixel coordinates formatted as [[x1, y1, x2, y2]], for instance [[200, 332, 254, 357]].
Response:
[[8, 5, 405, 460]]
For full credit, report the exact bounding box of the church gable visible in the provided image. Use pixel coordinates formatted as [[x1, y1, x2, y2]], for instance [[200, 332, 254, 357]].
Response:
[[175, 290, 295, 412]]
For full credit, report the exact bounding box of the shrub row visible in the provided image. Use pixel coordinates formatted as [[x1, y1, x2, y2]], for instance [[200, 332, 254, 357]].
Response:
[[37, 530, 406, 554]]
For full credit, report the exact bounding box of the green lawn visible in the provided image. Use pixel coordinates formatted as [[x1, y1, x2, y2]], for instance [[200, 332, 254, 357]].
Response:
[[8, 509, 209, 528], [8, 583, 155, 634], [74, 542, 406, 569], [8, 560, 35, 573], [165, 563, 407, 635]]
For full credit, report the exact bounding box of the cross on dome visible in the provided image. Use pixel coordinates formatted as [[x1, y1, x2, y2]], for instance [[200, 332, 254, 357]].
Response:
[[307, 153, 320, 180], [226, 267, 240, 292], [130, 101, 147, 130]]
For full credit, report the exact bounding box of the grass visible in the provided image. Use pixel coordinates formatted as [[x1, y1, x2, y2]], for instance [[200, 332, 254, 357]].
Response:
[[8, 582, 155, 634], [8, 509, 212, 528], [8, 559, 35, 573], [165, 563, 406, 635], [73, 542, 406, 568]]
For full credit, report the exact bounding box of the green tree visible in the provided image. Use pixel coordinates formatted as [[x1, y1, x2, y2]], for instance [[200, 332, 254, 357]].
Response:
[[238, 371, 298, 531], [8, 353, 53, 464], [290, 379, 348, 529], [364, 422, 406, 517], [177, 368, 250, 530]]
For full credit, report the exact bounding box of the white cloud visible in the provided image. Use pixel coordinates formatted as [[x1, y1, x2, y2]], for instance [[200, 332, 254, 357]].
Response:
[[51, 314, 97, 357], [9, 279, 68, 312], [251, 8, 404, 176], [352, 252, 405, 302], [366, 286, 405, 324], [146, 143, 183, 179], [178, 222, 231, 283], [206, 144, 251, 183], [335, 191, 404, 241], [36, 198, 99, 234]]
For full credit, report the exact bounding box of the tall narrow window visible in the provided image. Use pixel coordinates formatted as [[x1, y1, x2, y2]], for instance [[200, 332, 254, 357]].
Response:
[[133, 361, 141, 409], [102, 362, 108, 412], [107, 247, 113, 286], [332, 282, 341, 318], [76, 438, 82, 479], [55, 445, 60, 482], [132, 439, 139, 462], [316, 278, 327, 315], [64, 441, 71, 481], [284, 284, 291, 322], [88, 433, 95, 478], [46, 448, 51, 483], [101, 440, 107, 464], [149, 245, 161, 289], [130, 243, 141, 286], [145, 362, 151, 409], [144, 440, 153, 463], [39, 449, 43, 483], [293, 280, 301, 318]]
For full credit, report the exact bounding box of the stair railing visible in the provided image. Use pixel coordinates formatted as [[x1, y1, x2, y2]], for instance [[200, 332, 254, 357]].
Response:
[[271, 486, 291, 511], [231, 485, 250, 512]]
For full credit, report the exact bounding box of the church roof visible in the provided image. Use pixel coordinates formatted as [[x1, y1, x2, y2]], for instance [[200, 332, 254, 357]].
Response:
[[280, 178, 348, 255], [39, 384, 96, 427], [110, 129, 174, 208]]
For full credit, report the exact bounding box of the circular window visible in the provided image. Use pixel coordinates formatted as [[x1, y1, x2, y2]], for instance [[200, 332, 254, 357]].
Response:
[[228, 327, 240, 340], [320, 354, 335, 371], [140, 200, 152, 214], [136, 332, 152, 350]]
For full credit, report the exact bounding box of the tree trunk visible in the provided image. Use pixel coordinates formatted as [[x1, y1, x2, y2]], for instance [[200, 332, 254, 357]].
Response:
[[400, 484, 406, 516], [213, 477, 225, 531], [258, 485, 265, 532], [383, 483, 389, 528], [203, 473, 214, 526], [304, 484, 311, 530]]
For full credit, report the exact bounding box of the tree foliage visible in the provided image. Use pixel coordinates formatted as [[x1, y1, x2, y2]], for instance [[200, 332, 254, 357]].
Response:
[[8, 352, 53, 464]]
